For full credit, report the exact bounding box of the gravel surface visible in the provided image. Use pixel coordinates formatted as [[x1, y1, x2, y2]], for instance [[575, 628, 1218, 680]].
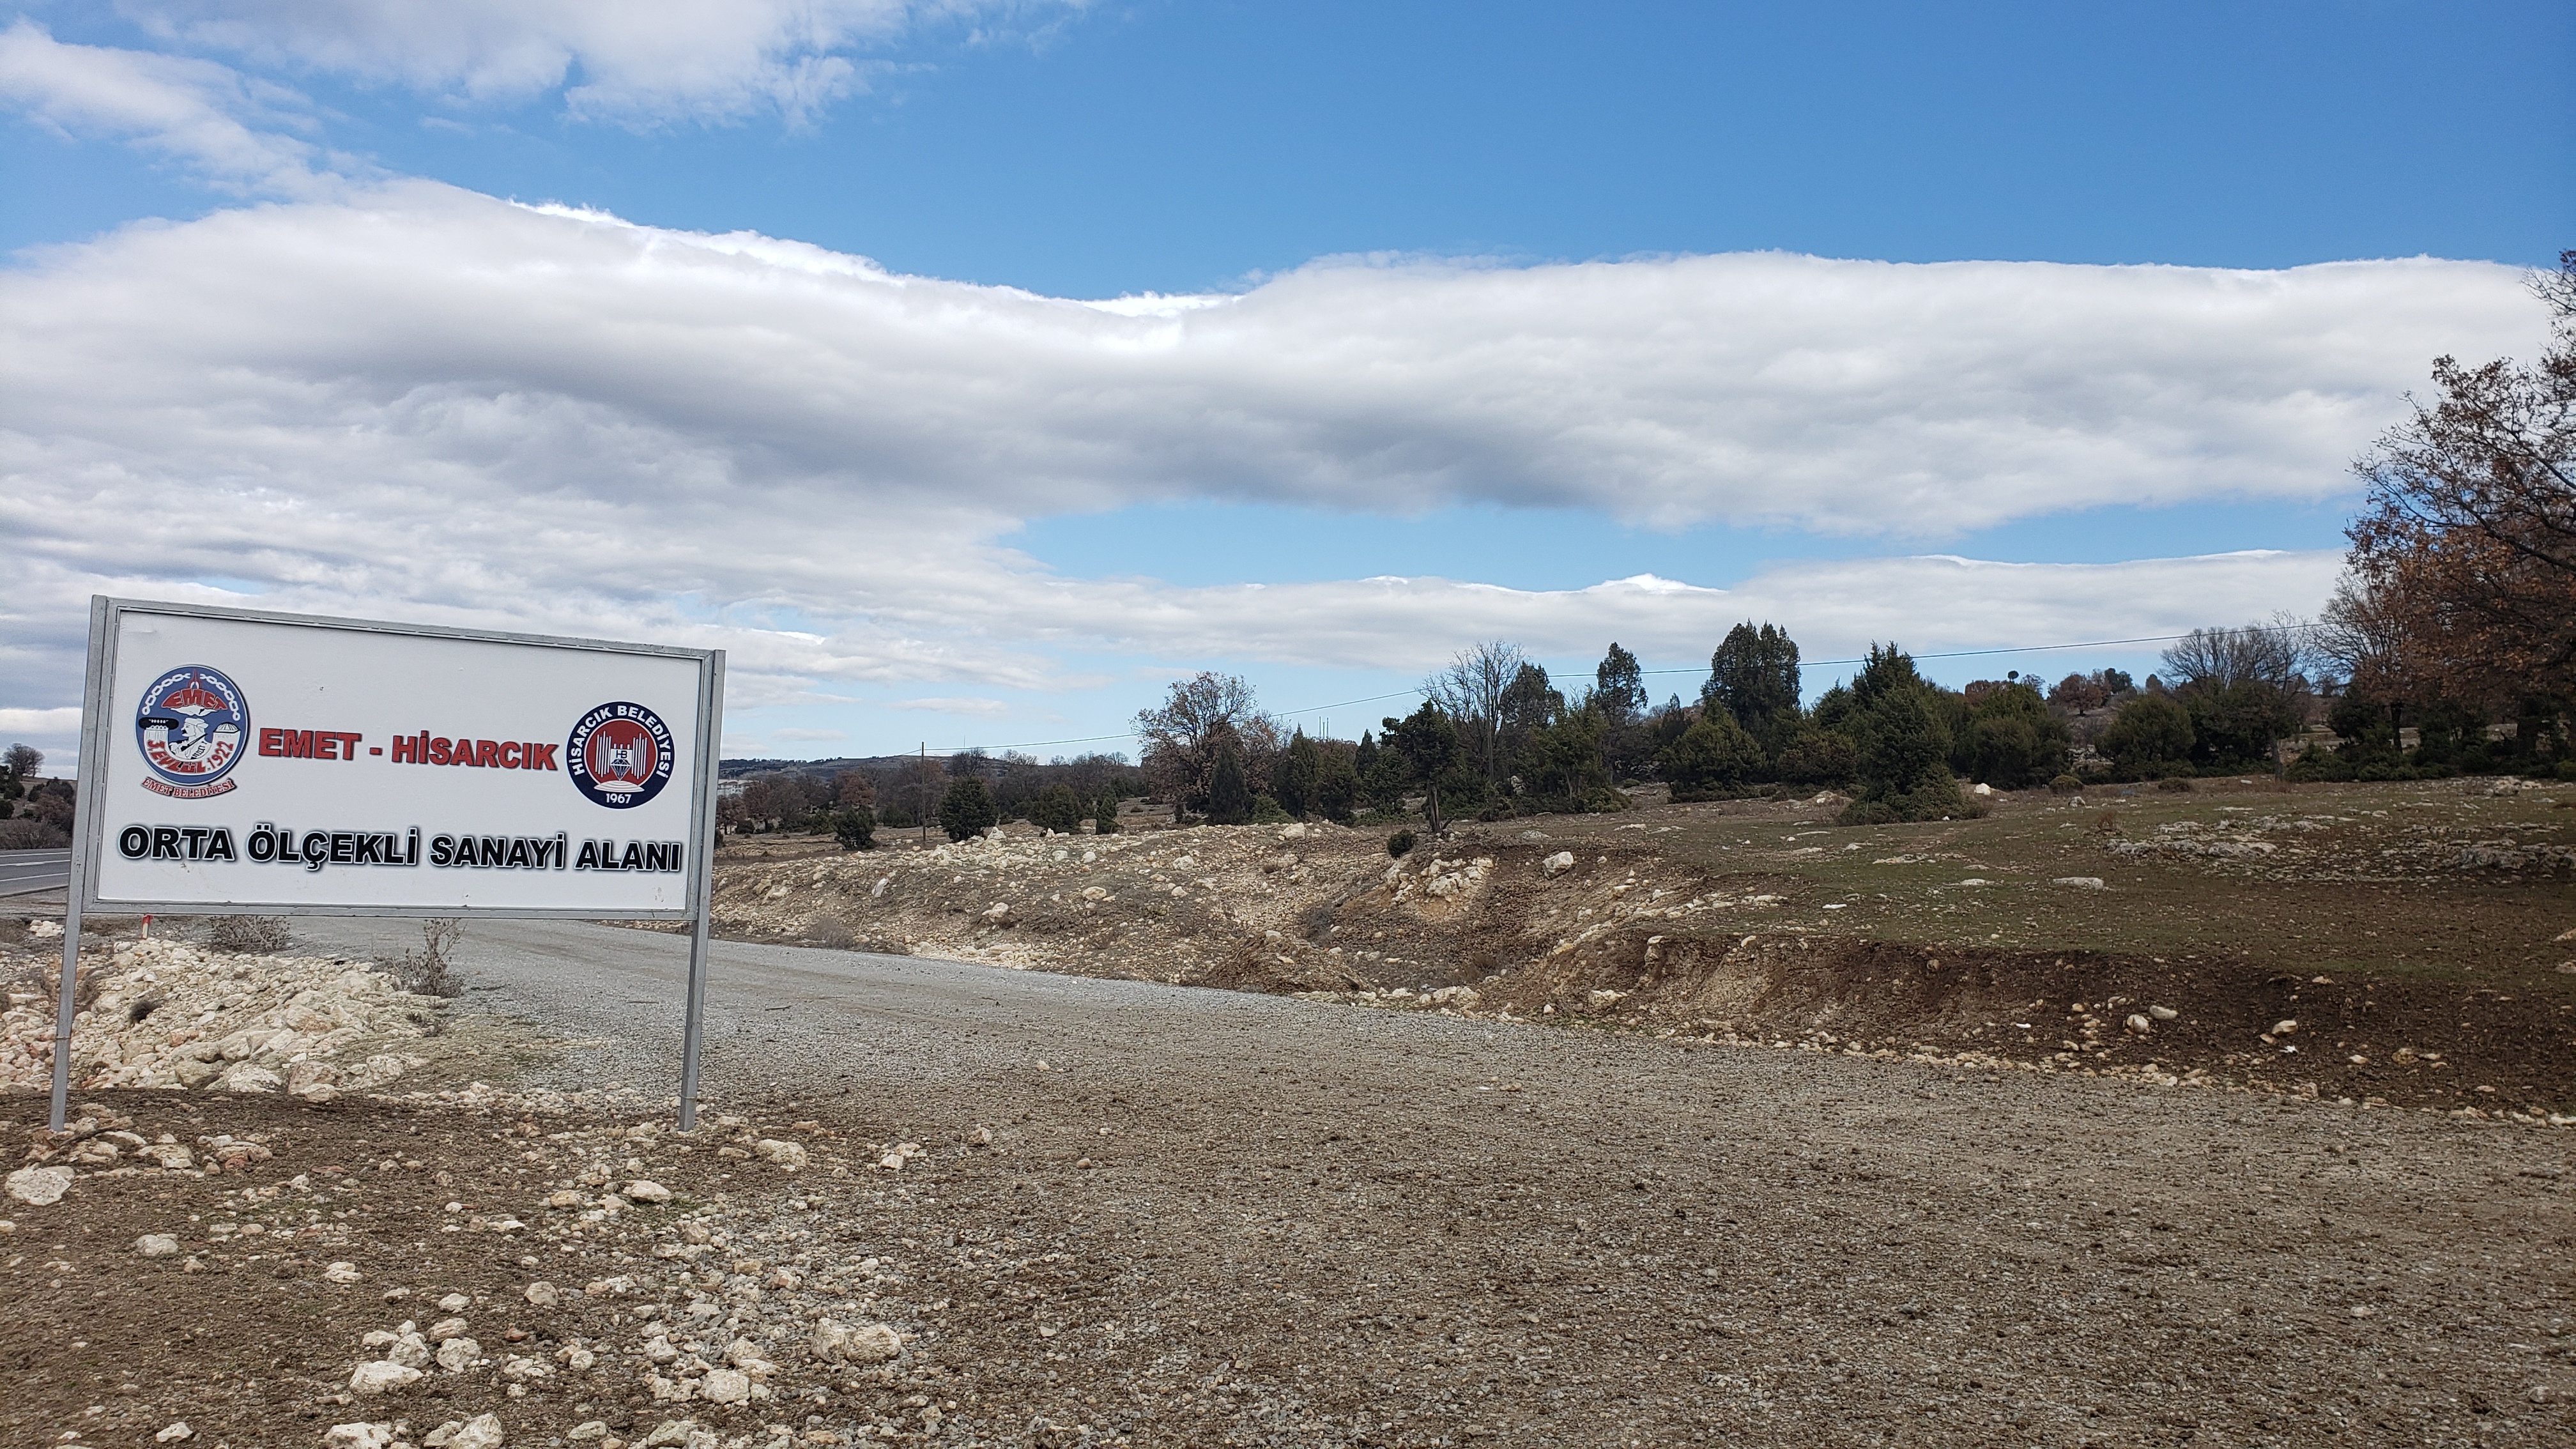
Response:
[[239, 916, 2576, 1446]]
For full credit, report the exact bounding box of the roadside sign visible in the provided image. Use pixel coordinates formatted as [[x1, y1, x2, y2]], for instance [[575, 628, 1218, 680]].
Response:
[[50, 597, 727, 1131]]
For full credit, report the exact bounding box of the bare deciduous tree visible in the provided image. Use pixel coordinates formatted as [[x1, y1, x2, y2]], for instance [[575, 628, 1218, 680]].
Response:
[[2157, 619, 2313, 694], [1423, 641, 1526, 783], [1135, 673, 1279, 811]]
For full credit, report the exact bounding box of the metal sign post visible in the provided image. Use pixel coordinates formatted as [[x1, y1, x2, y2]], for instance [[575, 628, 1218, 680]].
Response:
[[47, 596, 725, 1133], [677, 651, 725, 1132]]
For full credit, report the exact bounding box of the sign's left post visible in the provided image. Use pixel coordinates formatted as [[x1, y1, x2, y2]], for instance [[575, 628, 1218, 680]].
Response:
[[52, 597, 112, 1131]]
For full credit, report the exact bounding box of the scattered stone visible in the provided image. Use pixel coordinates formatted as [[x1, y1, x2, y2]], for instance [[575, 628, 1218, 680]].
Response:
[[499, 1354, 551, 1382], [1541, 851, 1576, 878], [699, 1366, 753, 1404], [325, 1425, 392, 1449], [2271, 1020, 2299, 1037], [155, 1423, 194, 1444], [642, 1422, 700, 1448], [753, 1138, 809, 1170], [812, 1319, 903, 1364], [135, 1232, 180, 1257], [523, 1280, 558, 1307], [436, 1336, 482, 1372], [6, 1166, 72, 1206], [350, 1360, 424, 1395], [625, 1180, 673, 1204], [2051, 876, 2106, 889], [2126, 1014, 2152, 1035], [568, 1425, 608, 1443], [324, 1261, 364, 1283], [449, 1413, 505, 1449], [2147, 1005, 2179, 1022]]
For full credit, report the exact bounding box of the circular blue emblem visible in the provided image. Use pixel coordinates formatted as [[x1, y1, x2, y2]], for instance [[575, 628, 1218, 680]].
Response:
[[134, 664, 250, 794], [567, 701, 676, 809]]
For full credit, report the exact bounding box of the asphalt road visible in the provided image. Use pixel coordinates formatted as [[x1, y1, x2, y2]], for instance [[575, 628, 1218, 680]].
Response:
[[277, 915, 2575, 1446], [0, 848, 69, 900]]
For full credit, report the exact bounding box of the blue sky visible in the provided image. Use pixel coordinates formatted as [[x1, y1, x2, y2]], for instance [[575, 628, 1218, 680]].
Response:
[[1, 1, 2568, 765]]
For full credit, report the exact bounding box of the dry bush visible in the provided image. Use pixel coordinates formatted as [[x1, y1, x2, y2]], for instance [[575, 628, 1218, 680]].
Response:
[[0, 818, 68, 849], [392, 919, 465, 997], [208, 914, 291, 953], [804, 914, 855, 948]]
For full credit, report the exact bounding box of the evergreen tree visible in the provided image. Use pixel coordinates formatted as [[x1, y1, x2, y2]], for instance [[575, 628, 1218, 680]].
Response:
[[1841, 643, 1964, 822], [832, 806, 877, 852], [1383, 702, 1471, 833], [2097, 694, 2196, 776], [1703, 622, 1802, 746], [1314, 747, 1360, 824], [1206, 733, 1254, 825], [1517, 704, 1610, 801], [1496, 662, 1561, 783], [937, 777, 998, 841], [1593, 643, 1647, 724], [1093, 790, 1122, 834], [1028, 783, 1085, 834], [1274, 730, 1322, 818], [1660, 705, 1766, 799], [1956, 680, 2070, 789]]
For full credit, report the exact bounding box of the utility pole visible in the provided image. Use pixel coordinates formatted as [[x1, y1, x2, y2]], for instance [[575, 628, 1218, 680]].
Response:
[[919, 741, 928, 846]]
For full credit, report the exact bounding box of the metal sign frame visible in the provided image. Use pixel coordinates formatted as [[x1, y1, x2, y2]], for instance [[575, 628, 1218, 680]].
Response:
[[49, 596, 727, 1133]]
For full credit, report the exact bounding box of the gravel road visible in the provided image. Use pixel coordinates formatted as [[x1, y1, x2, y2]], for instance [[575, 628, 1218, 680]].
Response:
[[285, 916, 2576, 1446]]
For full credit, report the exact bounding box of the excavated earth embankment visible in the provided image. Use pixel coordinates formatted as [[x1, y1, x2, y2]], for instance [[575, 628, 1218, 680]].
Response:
[[709, 823, 2575, 1121]]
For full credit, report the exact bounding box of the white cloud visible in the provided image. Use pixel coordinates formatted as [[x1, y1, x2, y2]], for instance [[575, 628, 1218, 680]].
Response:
[[0, 19, 335, 194], [0, 707, 82, 735], [885, 698, 1013, 716], [114, 1, 1077, 123], [0, 184, 2540, 740]]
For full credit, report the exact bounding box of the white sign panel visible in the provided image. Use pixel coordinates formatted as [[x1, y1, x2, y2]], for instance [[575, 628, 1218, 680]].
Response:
[[77, 599, 721, 917]]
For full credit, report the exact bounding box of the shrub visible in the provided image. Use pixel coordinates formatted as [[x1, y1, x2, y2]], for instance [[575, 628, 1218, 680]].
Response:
[[1837, 800, 1899, 826], [1249, 793, 1294, 825], [1386, 829, 1416, 858], [1092, 792, 1121, 834], [0, 818, 66, 850], [208, 915, 291, 953], [2048, 774, 2084, 795], [390, 919, 464, 997], [832, 806, 877, 851], [2156, 775, 2195, 792]]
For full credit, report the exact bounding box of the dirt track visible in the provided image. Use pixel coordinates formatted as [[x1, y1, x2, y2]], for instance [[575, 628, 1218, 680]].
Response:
[[11, 918, 2570, 1446]]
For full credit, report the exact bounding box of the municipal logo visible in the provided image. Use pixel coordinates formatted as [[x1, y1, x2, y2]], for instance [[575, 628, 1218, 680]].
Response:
[[134, 664, 249, 799], [567, 701, 675, 809]]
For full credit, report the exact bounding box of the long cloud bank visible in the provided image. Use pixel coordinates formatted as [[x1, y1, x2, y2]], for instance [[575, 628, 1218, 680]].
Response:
[[0, 181, 2540, 750]]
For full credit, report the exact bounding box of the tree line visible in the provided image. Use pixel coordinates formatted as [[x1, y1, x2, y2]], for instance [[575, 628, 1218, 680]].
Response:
[[719, 749, 1147, 850]]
